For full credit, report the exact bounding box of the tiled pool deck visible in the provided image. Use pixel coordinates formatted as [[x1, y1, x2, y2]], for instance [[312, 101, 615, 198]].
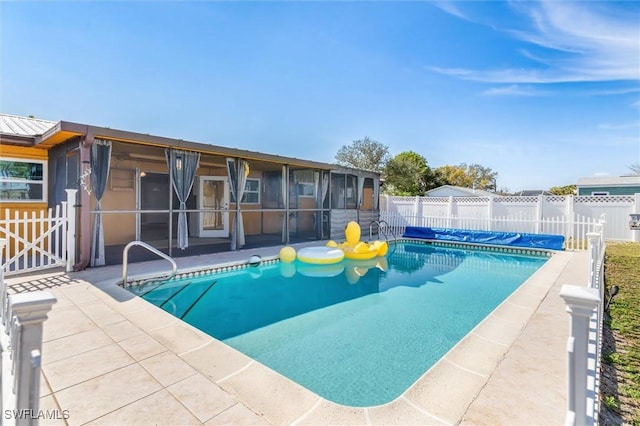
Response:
[[5, 243, 587, 425]]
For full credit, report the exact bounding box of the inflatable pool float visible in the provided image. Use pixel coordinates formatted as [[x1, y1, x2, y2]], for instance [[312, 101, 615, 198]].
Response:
[[340, 242, 379, 260], [297, 246, 345, 264], [338, 240, 389, 260], [337, 222, 389, 259], [297, 263, 345, 278]]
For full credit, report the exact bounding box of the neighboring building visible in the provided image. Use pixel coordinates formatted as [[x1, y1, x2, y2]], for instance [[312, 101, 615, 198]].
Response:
[[576, 176, 640, 196], [0, 113, 381, 268], [511, 190, 553, 196], [425, 185, 497, 198]]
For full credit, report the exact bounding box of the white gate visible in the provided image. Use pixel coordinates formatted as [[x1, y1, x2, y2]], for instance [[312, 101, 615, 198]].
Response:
[[0, 189, 76, 276]]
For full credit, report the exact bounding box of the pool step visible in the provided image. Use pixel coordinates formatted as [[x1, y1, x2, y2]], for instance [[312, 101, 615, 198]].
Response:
[[142, 281, 190, 306], [180, 280, 218, 319], [160, 279, 218, 318]]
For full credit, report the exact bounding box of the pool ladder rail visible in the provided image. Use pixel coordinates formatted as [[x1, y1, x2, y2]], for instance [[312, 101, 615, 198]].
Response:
[[369, 219, 397, 243], [121, 240, 177, 287]]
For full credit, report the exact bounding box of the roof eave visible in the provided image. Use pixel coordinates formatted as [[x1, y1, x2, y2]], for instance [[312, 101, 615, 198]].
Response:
[[0, 133, 37, 146]]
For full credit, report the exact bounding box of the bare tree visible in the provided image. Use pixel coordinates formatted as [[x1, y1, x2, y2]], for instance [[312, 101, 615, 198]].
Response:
[[335, 137, 391, 172]]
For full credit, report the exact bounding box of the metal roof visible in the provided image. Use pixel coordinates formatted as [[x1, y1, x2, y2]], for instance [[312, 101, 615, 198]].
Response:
[[577, 176, 640, 186], [0, 114, 57, 137]]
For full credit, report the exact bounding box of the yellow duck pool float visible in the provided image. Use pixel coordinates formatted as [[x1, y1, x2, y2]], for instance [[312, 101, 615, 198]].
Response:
[[331, 221, 388, 260]]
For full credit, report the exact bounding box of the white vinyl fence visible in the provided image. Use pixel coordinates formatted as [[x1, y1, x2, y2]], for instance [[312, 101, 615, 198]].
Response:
[[0, 190, 77, 276], [381, 194, 640, 249], [560, 225, 606, 425]]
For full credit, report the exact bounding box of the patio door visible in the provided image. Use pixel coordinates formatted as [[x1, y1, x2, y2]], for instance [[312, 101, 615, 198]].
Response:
[[198, 176, 229, 237]]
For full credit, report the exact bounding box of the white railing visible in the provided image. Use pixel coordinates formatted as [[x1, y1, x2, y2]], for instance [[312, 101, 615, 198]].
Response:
[[380, 211, 603, 251], [560, 219, 606, 426], [0, 190, 77, 276], [0, 239, 57, 426]]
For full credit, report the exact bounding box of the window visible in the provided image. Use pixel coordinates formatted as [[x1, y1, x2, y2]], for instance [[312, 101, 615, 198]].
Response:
[[297, 182, 315, 197], [231, 178, 260, 204], [293, 170, 315, 198], [0, 158, 47, 202]]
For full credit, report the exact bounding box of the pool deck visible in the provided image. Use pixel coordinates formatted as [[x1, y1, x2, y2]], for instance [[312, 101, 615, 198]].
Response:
[[5, 242, 587, 425]]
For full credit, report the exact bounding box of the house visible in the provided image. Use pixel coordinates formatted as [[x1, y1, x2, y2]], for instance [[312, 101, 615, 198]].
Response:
[[511, 190, 553, 196], [424, 185, 497, 198], [0, 113, 381, 269], [576, 176, 640, 196]]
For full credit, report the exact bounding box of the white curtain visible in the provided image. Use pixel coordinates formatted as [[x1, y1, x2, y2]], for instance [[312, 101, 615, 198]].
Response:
[[236, 160, 248, 248], [373, 176, 380, 210], [226, 158, 248, 250], [166, 149, 200, 250], [322, 172, 329, 207], [281, 165, 288, 243], [90, 139, 112, 266], [357, 175, 366, 207]]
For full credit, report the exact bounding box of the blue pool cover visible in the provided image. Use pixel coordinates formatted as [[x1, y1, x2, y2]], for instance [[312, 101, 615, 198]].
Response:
[[402, 226, 565, 250]]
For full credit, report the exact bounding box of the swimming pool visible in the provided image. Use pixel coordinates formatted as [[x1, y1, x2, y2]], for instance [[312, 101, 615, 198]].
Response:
[[132, 241, 549, 406]]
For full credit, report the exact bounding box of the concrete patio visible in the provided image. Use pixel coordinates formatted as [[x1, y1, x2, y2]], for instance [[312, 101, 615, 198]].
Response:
[[5, 244, 587, 425]]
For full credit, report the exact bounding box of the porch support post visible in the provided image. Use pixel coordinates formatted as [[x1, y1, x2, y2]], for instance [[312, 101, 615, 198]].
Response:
[[65, 189, 78, 273], [560, 284, 600, 426], [284, 165, 289, 245], [77, 134, 93, 270]]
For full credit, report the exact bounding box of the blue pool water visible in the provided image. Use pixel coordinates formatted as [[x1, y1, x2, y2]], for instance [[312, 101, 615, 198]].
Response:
[[133, 242, 548, 406]]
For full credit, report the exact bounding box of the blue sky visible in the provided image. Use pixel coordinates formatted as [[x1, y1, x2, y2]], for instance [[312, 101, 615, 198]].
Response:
[[1, 1, 639, 192]]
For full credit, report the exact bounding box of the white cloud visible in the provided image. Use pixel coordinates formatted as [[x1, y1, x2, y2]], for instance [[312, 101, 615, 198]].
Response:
[[432, 1, 640, 84], [482, 84, 546, 96], [432, 2, 471, 22]]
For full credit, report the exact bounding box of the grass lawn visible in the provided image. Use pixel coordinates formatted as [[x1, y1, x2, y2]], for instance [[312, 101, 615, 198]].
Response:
[[600, 242, 640, 425]]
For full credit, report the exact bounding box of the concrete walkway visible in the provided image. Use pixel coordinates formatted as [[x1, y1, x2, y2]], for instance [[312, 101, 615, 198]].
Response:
[[4, 245, 587, 425]]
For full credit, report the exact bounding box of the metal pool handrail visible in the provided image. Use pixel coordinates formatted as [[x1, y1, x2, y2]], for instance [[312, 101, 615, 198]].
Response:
[[369, 219, 397, 242], [121, 240, 177, 287]]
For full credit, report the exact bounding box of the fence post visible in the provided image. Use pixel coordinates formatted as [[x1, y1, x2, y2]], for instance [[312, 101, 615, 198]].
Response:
[[65, 189, 78, 272], [447, 196, 454, 228], [597, 215, 606, 245], [413, 196, 421, 227], [535, 194, 543, 233], [566, 196, 575, 247], [586, 232, 600, 285], [634, 194, 640, 243], [487, 197, 494, 231], [0, 238, 7, 330], [8, 291, 57, 425], [560, 285, 600, 426], [0, 238, 5, 416]]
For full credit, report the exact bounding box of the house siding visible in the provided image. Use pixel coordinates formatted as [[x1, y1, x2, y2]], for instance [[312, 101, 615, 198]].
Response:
[[0, 145, 51, 256], [578, 186, 640, 196]]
